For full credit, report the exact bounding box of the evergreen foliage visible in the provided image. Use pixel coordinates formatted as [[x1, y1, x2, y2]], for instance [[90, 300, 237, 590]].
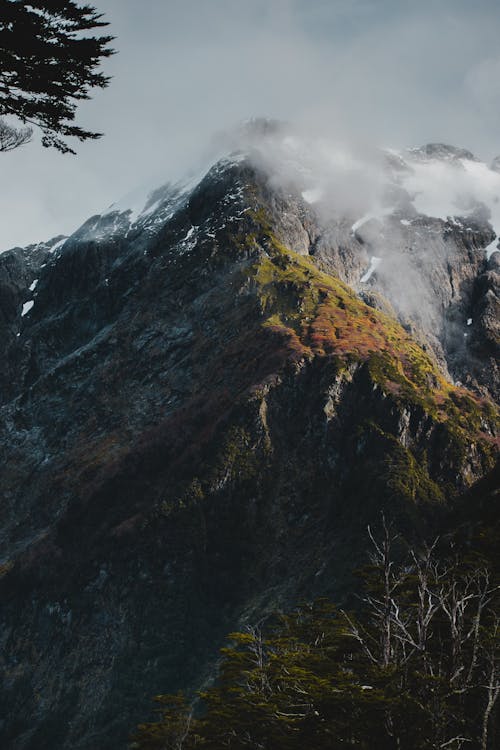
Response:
[[0, 1, 114, 152], [133, 522, 500, 749]]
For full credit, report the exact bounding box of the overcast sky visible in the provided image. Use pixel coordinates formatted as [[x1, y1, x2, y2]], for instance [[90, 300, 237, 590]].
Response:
[[1, 0, 500, 250]]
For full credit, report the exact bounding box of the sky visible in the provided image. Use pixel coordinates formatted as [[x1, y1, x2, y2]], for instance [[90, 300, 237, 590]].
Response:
[[1, 0, 500, 250]]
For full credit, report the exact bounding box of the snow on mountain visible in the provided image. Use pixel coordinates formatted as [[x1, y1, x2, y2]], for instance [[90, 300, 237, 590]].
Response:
[[1, 125, 498, 750], [360, 255, 382, 283], [21, 300, 34, 316], [7, 125, 500, 267], [396, 148, 500, 258]]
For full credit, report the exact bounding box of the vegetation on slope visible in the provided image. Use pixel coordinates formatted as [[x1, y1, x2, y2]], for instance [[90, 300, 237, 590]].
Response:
[[132, 517, 500, 749], [246, 219, 497, 445], [128, 215, 500, 749]]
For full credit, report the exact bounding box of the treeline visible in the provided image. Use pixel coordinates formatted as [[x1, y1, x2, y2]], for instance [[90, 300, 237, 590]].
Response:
[[132, 520, 499, 749]]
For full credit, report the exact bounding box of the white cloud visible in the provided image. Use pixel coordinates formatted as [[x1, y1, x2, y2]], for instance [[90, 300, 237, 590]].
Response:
[[1, 0, 500, 249], [464, 56, 500, 113]]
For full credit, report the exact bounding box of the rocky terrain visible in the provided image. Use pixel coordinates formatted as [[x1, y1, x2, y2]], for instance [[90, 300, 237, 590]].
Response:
[[0, 127, 498, 749]]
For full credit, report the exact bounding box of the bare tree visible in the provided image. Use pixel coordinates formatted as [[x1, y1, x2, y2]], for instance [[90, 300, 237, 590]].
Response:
[[0, 118, 32, 152], [342, 521, 500, 749], [480, 616, 500, 750]]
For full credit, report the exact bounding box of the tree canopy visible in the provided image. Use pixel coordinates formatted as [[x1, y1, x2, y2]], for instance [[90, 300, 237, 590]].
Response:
[[133, 523, 500, 750], [0, 0, 114, 153]]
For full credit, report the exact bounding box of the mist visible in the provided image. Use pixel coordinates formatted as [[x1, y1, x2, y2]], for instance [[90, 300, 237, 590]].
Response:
[[232, 120, 500, 340], [1, 0, 500, 250]]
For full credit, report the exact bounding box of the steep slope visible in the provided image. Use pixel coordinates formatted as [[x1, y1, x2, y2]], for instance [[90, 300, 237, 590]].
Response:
[[0, 145, 498, 750], [280, 139, 500, 401]]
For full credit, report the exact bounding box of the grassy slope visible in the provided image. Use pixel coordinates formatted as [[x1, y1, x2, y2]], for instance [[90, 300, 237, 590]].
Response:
[[244, 218, 498, 456]]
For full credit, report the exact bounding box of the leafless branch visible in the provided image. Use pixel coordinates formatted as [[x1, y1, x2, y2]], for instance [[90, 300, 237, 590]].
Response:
[[0, 118, 32, 152]]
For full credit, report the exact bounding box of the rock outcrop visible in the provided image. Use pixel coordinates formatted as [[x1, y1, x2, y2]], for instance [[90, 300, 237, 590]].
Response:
[[0, 139, 498, 749]]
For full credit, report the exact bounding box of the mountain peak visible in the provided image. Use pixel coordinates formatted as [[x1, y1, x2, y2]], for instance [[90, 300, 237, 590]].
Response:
[[0, 128, 498, 749], [406, 142, 479, 162]]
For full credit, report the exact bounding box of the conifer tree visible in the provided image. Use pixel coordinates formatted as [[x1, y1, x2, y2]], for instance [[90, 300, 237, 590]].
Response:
[[0, 1, 114, 153]]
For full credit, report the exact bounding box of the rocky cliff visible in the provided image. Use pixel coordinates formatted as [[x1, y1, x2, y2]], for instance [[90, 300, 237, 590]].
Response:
[[0, 129, 498, 749]]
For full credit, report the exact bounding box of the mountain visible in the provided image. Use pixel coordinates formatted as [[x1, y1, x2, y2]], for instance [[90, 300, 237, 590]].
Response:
[[0, 124, 498, 749]]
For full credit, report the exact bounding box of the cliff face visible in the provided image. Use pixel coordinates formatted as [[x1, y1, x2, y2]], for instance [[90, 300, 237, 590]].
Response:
[[0, 142, 498, 749]]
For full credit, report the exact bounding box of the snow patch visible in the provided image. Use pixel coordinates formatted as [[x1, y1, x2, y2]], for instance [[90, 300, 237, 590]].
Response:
[[360, 256, 382, 283], [485, 238, 499, 260], [183, 226, 196, 242], [352, 214, 375, 233], [21, 300, 34, 316], [177, 225, 198, 255], [467, 318, 473, 326], [352, 208, 393, 234], [29, 279, 38, 292], [104, 184, 156, 224], [50, 238, 67, 253], [400, 157, 500, 257]]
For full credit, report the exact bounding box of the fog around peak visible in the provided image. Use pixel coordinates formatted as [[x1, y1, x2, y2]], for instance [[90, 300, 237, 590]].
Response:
[[233, 123, 499, 337], [1, 0, 500, 249]]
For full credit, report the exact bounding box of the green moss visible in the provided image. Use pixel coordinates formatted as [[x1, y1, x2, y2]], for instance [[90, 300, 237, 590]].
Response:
[[0, 560, 13, 578], [238, 210, 498, 448], [229, 230, 259, 255], [247, 207, 274, 235], [385, 444, 446, 505], [359, 422, 446, 506], [211, 426, 259, 486], [184, 478, 205, 502], [160, 478, 205, 517]]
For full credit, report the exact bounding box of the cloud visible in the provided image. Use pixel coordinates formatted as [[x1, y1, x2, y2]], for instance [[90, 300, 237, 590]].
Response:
[[464, 56, 500, 114], [233, 122, 499, 348], [1, 0, 500, 249]]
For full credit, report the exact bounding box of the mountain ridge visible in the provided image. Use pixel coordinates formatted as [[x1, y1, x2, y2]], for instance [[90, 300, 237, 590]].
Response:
[[0, 136, 498, 749]]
